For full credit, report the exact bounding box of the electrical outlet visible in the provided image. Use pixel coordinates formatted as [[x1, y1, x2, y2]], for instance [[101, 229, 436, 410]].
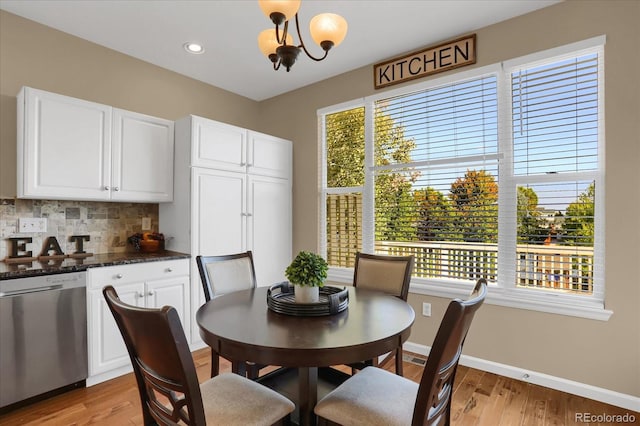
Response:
[[141, 217, 152, 230], [19, 217, 47, 233], [422, 302, 431, 317]]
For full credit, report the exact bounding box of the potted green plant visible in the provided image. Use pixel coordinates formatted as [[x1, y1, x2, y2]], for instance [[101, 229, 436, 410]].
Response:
[[285, 251, 328, 303]]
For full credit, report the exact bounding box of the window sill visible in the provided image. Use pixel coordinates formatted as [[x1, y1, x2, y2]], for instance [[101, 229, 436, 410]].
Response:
[[412, 281, 613, 321], [327, 268, 613, 321]]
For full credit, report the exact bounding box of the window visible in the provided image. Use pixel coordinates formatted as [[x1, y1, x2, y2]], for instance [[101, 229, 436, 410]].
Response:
[[319, 37, 608, 319], [504, 51, 601, 299], [373, 76, 499, 283], [323, 106, 365, 268]]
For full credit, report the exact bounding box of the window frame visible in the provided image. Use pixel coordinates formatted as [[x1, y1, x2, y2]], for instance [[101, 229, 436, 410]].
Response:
[[319, 36, 611, 321]]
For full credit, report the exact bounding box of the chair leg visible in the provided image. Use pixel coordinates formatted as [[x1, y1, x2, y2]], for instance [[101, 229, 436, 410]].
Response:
[[395, 347, 403, 376]]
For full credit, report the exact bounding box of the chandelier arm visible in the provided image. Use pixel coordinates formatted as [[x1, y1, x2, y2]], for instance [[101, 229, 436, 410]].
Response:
[[275, 20, 290, 45], [294, 13, 329, 61]]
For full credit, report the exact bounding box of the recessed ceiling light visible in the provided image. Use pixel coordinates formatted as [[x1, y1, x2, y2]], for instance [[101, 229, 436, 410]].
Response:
[[183, 42, 205, 54]]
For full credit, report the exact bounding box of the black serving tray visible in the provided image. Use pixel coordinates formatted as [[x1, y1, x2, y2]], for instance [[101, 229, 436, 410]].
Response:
[[267, 282, 349, 316]]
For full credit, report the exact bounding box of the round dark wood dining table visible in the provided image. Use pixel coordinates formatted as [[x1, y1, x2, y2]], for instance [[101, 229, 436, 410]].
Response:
[[196, 285, 415, 426]]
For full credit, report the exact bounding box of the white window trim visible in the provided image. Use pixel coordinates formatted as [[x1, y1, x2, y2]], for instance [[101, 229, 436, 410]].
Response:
[[320, 37, 612, 321]]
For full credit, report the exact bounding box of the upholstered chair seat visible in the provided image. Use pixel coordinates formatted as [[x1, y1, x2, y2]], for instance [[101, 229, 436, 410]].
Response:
[[315, 366, 418, 426], [200, 372, 294, 425]]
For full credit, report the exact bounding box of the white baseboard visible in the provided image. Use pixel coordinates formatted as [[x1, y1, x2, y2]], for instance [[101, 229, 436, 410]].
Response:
[[86, 364, 133, 387], [403, 341, 640, 413]]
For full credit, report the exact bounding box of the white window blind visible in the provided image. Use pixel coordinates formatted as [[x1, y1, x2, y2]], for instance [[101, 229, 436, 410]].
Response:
[[512, 53, 599, 175], [507, 50, 601, 295], [373, 76, 499, 282]]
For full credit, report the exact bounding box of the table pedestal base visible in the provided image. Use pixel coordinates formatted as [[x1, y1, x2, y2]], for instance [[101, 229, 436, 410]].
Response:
[[257, 367, 350, 426]]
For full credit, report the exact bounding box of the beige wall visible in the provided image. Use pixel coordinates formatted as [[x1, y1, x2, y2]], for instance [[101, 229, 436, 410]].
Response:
[[258, 0, 640, 398], [1, 1, 638, 399]]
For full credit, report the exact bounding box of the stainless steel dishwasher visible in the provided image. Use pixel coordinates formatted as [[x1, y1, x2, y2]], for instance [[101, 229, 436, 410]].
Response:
[[0, 271, 87, 409]]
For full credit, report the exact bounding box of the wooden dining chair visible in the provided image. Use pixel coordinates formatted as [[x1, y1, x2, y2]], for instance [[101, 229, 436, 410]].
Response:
[[196, 251, 269, 379], [349, 252, 415, 376], [315, 278, 487, 426], [102, 285, 294, 426]]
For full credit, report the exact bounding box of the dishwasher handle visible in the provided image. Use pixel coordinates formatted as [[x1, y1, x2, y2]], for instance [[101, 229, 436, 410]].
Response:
[[0, 285, 64, 297]]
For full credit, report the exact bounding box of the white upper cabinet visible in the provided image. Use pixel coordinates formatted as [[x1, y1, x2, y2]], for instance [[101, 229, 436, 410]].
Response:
[[248, 131, 293, 179], [17, 87, 112, 200], [17, 87, 174, 202], [191, 118, 246, 172], [189, 115, 291, 179], [112, 109, 174, 202]]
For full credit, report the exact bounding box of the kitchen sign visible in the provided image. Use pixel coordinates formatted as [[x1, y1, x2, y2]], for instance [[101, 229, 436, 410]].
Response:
[[373, 34, 476, 90]]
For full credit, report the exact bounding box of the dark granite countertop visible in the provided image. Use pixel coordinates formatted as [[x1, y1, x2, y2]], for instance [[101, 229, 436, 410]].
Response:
[[0, 250, 190, 280]]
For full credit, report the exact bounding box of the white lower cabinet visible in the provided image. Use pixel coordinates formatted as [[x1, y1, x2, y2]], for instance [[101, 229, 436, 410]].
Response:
[[86, 259, 189, 386]]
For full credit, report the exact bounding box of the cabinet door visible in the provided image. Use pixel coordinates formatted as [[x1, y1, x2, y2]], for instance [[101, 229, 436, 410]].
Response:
[[247, 131, 292, 179], [112, 109, 174, 202], [191, 117, 246, 172], [190, 168, 246, 344], [247, 175, 292, 287], [145, 276, 190, 336], [88, 283, 143, 377], [18, 87, 111, 200], [192, 168, 246, 256]]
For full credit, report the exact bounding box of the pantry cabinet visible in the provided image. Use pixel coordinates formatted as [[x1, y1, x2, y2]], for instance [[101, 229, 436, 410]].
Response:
[[16, 86, 174, 202], [86, 258, 189, 385], [160, 115, 292, 346]]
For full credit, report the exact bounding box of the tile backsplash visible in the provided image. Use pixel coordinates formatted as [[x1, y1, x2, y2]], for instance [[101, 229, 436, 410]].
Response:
[[0, 198, 158, 260]]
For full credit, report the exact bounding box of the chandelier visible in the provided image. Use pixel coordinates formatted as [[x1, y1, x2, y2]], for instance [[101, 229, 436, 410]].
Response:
[[257, 0, 348, 72]]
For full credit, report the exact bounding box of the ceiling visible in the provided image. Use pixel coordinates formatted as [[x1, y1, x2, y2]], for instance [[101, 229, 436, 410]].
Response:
[[0, 0, 560, 101]]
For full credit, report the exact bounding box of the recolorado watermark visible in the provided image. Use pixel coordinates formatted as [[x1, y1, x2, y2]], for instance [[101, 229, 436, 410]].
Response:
[[575, 412, 636, 423]]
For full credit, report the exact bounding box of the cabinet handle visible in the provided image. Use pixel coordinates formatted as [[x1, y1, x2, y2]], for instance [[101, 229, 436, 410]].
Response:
[[137, 292, 144, 298], [246, 213, 253, 217], [104, 186, 110, 191], [166, 268, 173, 273], [240, 162, 246, 166], [147, 290, 154, 296], [114, 187, 120, 192], [116, 274, 123, 279]]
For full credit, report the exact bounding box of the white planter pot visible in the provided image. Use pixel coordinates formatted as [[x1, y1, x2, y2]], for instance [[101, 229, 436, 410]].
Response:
[[295, 285, 319, 303]]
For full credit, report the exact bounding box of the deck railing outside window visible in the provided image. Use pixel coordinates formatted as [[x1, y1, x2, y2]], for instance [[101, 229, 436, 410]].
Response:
[[326, 194, 594, 294]]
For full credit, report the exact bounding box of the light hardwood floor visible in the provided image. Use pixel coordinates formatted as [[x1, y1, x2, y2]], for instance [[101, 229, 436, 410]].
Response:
[[0, 348, 635, 425]]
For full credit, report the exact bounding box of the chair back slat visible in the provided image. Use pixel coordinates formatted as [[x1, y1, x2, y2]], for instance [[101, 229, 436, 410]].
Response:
[[103, 285, 206, 425], [412, 279, 487, 426]]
